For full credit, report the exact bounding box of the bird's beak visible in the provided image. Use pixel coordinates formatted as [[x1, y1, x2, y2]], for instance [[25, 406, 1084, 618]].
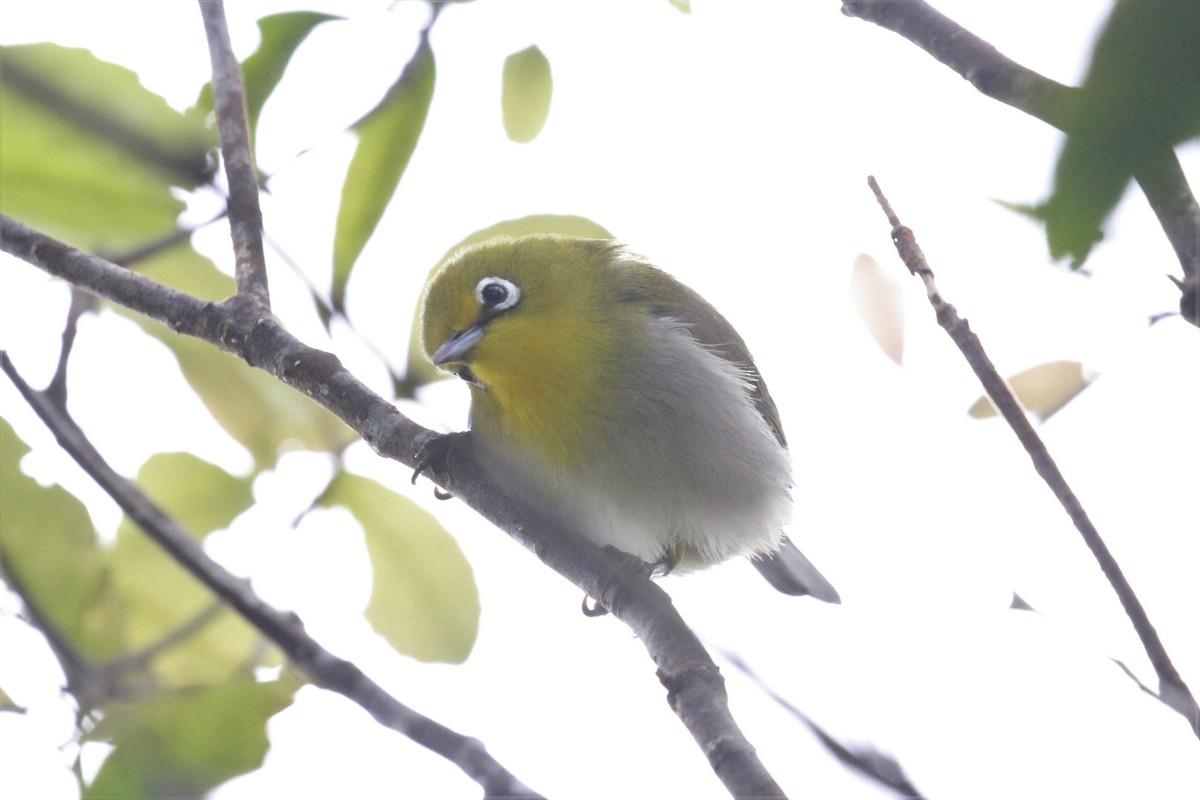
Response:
[[432, 324, 486, 366]]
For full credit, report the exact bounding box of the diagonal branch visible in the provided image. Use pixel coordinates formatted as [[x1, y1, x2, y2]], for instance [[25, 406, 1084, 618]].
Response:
[[841, 0, 1199, 324], [1, 213, 788, 799], [866, 176, 1199, 738], [197, 0, 270, 305], [1, 349, 542, 800]]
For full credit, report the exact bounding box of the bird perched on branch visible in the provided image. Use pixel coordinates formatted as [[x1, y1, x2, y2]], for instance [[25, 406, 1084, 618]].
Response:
[[419, 234, 839, 603]]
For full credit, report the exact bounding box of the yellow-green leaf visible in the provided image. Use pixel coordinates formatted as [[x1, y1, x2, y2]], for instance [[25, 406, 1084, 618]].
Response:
[[319, 472, 479, 663], [968, 360, 1094, 422], [84, 677, 297, 799], [502, 45, 552, 143], [130, 245, 356, 468], [109, 453, 267, 685], [131, 452, 252, 536], [0, 418, 122, 661], [668, 0, 692, 14], [0, 44, 215, 251], [332, 33, 436, 311], [407, 214, 614, 387]]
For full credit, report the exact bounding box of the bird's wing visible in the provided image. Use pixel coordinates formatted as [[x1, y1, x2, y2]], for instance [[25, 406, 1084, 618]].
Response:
[[609, 248, 788, 447]]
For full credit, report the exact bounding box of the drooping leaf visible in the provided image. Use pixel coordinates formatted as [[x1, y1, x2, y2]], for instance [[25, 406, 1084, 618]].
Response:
[[332, 32, 436, 312], [968, 360, 1094, 422], [108, 452, 269, 686], [0, 44, 213, 250], [1041, 0, 1200, 267], [129, 245, 357, 468], [84, 677, 297, 799], [406, 214, 614, 387], [319, 472, 479, 663], [194, 12, 341, 138], [850, 254, 905, 365], [501, 45, 553, 143], [0, 418, 123, 661]]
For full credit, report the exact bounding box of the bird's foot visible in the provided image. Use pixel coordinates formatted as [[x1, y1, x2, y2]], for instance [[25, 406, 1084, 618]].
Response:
[[411, 431, 469, 500], [579, 548, 672, 618]]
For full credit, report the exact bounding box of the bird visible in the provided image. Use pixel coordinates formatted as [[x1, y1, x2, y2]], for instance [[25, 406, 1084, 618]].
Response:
[[419, 234, 840, 603]]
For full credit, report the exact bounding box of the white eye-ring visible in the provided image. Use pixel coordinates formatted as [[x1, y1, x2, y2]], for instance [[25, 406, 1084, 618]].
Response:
[[475, 277, 521, 311]]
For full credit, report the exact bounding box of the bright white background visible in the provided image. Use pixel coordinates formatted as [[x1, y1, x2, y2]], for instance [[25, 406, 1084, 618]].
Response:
[[2, 1, 1198, 798]]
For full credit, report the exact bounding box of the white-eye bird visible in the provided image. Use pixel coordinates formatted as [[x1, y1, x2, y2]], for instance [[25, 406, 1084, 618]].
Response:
[[420, 235, 840, 602]]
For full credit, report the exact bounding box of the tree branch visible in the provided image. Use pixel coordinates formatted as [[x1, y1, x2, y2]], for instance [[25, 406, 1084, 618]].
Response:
[[0, 348, 541, 799], [865, 176, 1199, 738], [197, 0, 270, 305], [1, 214, 788, 798], [840, 0, 1199, 324]]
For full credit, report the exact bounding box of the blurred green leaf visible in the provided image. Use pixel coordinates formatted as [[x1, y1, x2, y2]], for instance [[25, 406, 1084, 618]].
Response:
[[109, 453, 268, 685], [195, 12, 340, 138], [136, 239, 235, 301], [0, 44, 214, 251], [502, 45, 553, 143], [332, 33, 436, 312], [407, 215, 614, 387], [968, 360, 1094, 422], [131, 452, 252, 537], [129, 245, 357, 468], [1042, 0, 1200, 267], [668, 0, 692, 13], [319, 472, 479, 663], [0, 418, 123, 661], [84, 677, 296, 799]]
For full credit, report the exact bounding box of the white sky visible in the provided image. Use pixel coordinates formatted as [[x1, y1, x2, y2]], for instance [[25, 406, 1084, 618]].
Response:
[[2, 1, 1198, 798]]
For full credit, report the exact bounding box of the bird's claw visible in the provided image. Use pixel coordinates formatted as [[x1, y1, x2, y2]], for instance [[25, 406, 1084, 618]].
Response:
[[411, 431, 468, 500], [581, 595, 609, 617]]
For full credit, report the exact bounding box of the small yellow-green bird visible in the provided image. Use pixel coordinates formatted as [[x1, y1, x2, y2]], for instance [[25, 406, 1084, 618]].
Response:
[[420, 235, 840, 602]]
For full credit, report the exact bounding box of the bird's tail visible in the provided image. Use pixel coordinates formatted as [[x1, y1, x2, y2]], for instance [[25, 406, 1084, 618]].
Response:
[[753, 536, 841, 603]]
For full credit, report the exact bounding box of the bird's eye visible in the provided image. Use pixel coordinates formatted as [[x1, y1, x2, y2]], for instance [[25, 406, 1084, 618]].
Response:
[[475, 277, 520, 311]]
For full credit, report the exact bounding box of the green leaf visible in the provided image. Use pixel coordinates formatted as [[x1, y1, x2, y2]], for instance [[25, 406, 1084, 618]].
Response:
[[319, 472, 479, 663], [130, 452, 252, 537], [968, 360, 1094, 422], [129, 245, 357, 468], [332, 33, 436, 311], [502, 45, 553, 143], [406, 215, 614, 387], [668, 0, 692, 14], [195, 12, 341, 138], [1042, 0, 1200, 267], [0, 418, 123, 662], [0, 44, 214, 251], [109, 453, 268, 685], [84, 677, 296, 799]]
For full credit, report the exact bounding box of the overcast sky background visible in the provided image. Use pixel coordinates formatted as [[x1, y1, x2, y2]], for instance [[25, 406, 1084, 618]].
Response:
[[2, 1, 1198, 797]]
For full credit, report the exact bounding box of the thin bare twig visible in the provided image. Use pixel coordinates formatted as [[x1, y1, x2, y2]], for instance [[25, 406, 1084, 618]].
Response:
[[197, 0, 270, 305], [865, 176, 1199, 737], [1, 214, 787, 798], [841, 0, 1199, 324], [45, 288, 94, 407], [0, 350, 542, 799]]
